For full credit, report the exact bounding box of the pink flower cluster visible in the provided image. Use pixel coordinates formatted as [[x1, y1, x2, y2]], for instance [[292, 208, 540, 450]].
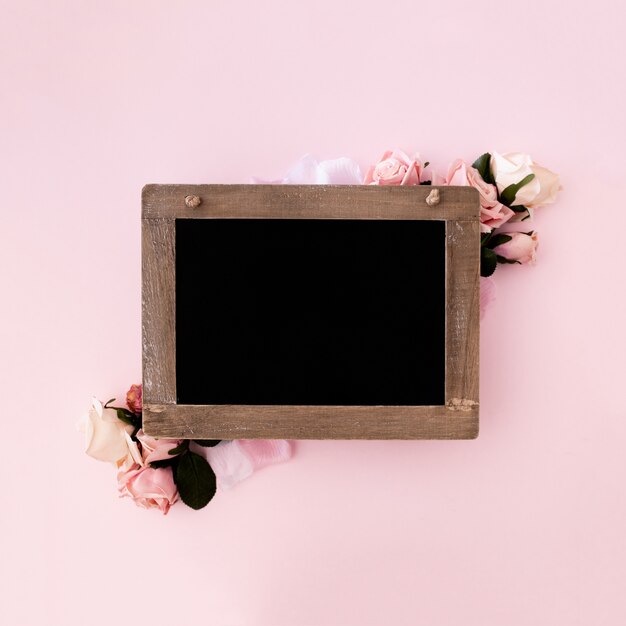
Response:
[[260, 150, 561, 318], [80, 384, 293, 514]]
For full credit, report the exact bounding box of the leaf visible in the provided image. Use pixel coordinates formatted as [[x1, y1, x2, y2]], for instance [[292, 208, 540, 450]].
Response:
[[471, 153, 495, 185], [193, 439, 221, 447], [481, 247, 497, 277], [167, 442, 189, 455], [499, 174, 535, 207], [509, 204, 528, 213], [486, 234, 512, 249], [496, 255, 521, 265], [174, 452, 217, 510], [104, 398, 116, 408], [419, 180, 432, 186], [115, 408, 138, 427]]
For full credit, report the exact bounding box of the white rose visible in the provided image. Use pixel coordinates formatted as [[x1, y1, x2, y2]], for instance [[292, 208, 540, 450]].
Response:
[[77, 397, 135, 464], [491, 152, 560, 209]]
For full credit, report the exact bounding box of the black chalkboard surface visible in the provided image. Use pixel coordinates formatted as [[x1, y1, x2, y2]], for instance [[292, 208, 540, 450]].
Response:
[[176, 219, 445, 406]]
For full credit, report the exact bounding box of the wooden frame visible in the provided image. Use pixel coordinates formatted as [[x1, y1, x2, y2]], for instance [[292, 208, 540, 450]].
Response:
[[142, 184, 480, 440]]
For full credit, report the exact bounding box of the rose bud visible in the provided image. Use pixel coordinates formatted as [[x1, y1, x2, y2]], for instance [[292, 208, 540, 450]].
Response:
[[126, 383, 142, 414], [493, 231, 539, 264]]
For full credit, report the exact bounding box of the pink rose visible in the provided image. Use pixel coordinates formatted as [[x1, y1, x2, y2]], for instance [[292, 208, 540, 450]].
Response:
[[438, 159, 515, 233], [117, 464, 179, 514], [365, 150, 425, 185], [493, 231, 539, 264], [137, 429, 183, 464], [126, 384, 142, 414]]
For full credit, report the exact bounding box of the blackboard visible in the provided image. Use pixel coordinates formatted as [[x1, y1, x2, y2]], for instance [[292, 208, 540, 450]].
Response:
[[176, 218, 445, 406], [142, 184, 480, 439]]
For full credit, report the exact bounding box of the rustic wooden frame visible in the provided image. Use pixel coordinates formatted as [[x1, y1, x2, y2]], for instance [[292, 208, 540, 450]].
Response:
[[142, 184, 480, 440]]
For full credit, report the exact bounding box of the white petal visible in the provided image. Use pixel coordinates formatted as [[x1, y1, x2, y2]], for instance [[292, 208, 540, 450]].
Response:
[[284, 154, 323, 184], [124, 431, 144, 467], [527, 164, 560, 208], [205, 441, 253, 490], [318, 157, 363, 184], [91, 396, 103, 416], [491, 151, 539, 206], [84, 406, 131, 463]]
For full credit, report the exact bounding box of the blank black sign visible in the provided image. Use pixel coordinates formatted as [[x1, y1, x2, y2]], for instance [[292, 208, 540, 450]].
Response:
[[176, 219, 445, 406]]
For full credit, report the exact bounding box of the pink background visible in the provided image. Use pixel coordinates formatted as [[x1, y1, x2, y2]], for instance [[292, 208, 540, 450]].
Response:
[[2, 1, 626, 624]]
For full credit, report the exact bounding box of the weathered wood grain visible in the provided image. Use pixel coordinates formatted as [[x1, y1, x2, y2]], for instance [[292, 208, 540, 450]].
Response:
[[143, 404, 479, 440], [445, 219, 480, 425], [142, 218, 176, 403], [141, 184, 480, 440], [142, 184, 479, 221]]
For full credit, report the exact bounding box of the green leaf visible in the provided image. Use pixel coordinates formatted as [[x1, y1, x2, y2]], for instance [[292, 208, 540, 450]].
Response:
[[174, 452, 217, 510], [193, 439, 221, 447], [496, 255, 521, 265], [481, 247, 497, 277], [481, 232, 492, 246], [472, 153, 495, 185], [167, 441, 189, 455], [509, 204, 528, 213], [103, 398, 116, 408], [423, 161, 430, 168], [486, 234, 512, 249], [499, 174, 535, 207], [115, 408, 138, 427]]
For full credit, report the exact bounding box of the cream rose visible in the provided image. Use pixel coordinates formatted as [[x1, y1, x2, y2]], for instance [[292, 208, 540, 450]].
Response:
[[78, 397, 135, 464], [490, 152, 560, 209]]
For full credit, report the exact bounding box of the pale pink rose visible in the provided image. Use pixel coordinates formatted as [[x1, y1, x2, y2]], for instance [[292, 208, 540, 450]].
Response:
[[440, 159, 515, 233], [137, 429, 183, 464], [365, 150, 425, 185], [126, 383, 142, 414], [205, 439, 292, 490], [117, 464, 179, 514], [493, 231, 539, 264]]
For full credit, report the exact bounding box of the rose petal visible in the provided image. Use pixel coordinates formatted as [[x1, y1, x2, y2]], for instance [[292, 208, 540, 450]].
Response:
[[317, 157, 363, 184], [205, 441, 254, 490], [237, 439, 292, 470]]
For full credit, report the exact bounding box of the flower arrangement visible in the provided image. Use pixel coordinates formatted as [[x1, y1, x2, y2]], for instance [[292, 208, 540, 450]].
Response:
[[81, 149, 560, 513], [78, 384, 292, 513], [256, 150, 560, 280]]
